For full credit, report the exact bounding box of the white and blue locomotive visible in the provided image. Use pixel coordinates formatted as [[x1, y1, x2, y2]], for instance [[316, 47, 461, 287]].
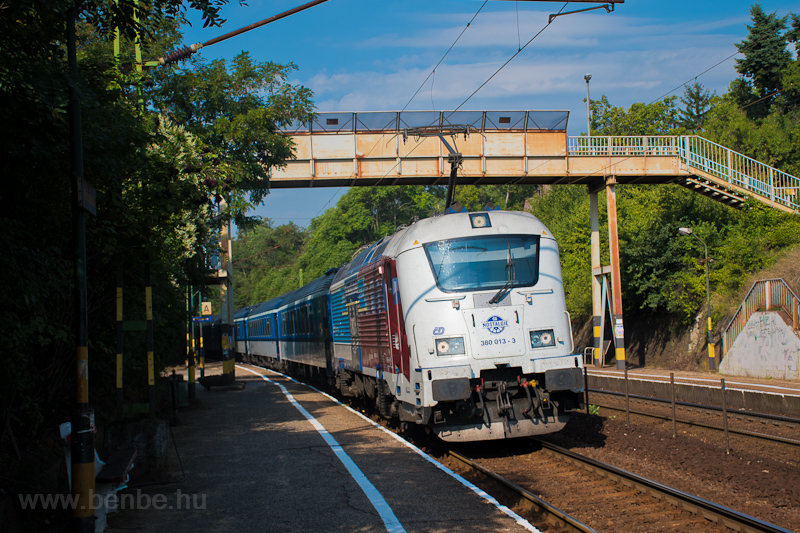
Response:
[[231, 209, 584, 442]]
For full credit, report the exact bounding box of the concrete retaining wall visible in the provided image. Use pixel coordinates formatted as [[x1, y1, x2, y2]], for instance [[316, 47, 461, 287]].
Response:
[[587, 375, 800, 418], [720, 312, 800, 380]]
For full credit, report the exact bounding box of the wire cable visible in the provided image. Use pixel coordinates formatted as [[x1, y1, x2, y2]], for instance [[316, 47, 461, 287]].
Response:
[[445, 2, 568, 120], [304, 2, 492, 221], [647, 51, 741, 105], [400, 1, 489, 113]]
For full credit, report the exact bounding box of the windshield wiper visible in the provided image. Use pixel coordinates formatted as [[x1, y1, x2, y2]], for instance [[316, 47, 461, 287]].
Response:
[[489, 244, 514, 304]]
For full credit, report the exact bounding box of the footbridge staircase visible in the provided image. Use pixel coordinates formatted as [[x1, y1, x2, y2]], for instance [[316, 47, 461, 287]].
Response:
[[721, 279, 800, 380], [272, 110, 800, 213]]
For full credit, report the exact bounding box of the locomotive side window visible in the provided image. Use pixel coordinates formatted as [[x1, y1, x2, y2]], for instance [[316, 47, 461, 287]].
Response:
[[424, 235, 539, 292]]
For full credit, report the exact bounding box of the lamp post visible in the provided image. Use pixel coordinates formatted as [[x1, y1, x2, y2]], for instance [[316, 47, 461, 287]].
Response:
[[584, 73, 592, 137], [678, 227, 715, 370]]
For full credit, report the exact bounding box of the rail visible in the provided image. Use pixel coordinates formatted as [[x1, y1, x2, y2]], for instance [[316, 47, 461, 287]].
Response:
[[567, 135, 800, 212], [723, 278, 800, 353], [532, 439, 795, 533]]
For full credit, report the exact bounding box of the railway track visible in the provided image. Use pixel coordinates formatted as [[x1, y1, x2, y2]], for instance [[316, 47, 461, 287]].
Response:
[[447, 439, 794, 533], [588, 389, 800, 448]]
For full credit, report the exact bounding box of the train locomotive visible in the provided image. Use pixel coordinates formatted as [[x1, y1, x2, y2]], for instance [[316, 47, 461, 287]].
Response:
[[228, 208, 584, 442]]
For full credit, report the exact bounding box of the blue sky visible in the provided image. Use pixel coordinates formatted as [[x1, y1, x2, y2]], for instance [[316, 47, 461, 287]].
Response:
[[180, 0, 798, 230]]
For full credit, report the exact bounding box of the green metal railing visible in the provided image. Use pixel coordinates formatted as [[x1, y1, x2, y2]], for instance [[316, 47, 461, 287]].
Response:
[[722, 278, 800, 354], [568, 136, 800, 212]]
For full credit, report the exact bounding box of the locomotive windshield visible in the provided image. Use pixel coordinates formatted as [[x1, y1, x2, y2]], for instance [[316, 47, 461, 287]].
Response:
[[424, 235, 539, 292]]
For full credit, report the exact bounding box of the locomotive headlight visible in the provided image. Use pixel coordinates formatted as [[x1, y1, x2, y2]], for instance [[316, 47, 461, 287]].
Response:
[[530, 329, 556, 349], [435, 337, 466, 356], [469, 213, 492, 229]]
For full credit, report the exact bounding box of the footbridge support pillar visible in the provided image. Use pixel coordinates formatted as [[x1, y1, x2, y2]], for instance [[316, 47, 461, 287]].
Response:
[[589, 177, 627, 370]]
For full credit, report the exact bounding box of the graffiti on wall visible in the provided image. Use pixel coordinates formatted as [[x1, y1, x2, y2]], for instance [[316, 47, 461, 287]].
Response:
[[721, 312, 800, 379]]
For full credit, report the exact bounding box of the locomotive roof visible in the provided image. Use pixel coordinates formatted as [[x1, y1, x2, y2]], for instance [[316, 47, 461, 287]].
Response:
[[386, 210, 552, 256], [332, 211, 552, 280]]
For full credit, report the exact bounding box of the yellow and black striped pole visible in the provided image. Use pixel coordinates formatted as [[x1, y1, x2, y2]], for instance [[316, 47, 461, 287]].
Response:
[[145, 263, 155, 414], [219, 200, 235, 384], [116, 259, 124, 408], [605, 181, 627, 371], [187, 286, 196, 399], [589, 190, 603, 367], [67, 7, 95, 531], [199, 324, 205, 378]]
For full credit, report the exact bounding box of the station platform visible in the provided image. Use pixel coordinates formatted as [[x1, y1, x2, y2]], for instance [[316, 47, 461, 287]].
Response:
[[586, 367, 800, 417], [108, 363, 537, 533]]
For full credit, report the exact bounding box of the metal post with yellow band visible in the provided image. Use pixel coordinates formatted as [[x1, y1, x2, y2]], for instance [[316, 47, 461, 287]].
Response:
[[116, 260, 124, 408], [145, 263, 155, 414], [187, 285, 196, 399], [219, 199, 235, 384], [68, 6, 94, 530], [199, 324, 205, 378], [708, 316, 715, 369], [605, 179, 627, 370], [589, 190, 603, 368]]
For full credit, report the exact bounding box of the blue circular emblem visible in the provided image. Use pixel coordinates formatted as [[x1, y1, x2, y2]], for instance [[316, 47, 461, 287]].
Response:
[[483, 315, 508, 334]]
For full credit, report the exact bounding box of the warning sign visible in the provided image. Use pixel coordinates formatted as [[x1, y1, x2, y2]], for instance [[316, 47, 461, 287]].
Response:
[[201, 302, 212, 316]]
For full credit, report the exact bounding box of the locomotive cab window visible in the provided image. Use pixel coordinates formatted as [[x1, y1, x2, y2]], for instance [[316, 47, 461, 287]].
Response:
[[423, 235, 540, 292]]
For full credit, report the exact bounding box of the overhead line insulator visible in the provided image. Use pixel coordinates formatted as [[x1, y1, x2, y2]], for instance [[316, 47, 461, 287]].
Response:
[[159, 43, 204, 66]]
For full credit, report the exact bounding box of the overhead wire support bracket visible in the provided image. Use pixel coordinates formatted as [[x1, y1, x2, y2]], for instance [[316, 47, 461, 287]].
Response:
[[549, 3, 615, 23], [402, 125, 473, 210]]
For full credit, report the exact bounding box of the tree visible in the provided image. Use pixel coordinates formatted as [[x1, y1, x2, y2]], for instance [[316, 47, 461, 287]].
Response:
[[454, 184, 541, 212], [590, 95, 683, 136], [678, 82, 715, 132], [296, 186, 440, 281], [150, 52, 315, 226], [733, 4, 792, 116], [233, 220, 307, 305]]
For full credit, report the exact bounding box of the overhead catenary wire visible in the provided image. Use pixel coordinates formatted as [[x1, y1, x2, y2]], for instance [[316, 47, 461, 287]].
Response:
[[360, 3, 573, 204], [647, 51, 741, 106], [445, 2, 569, 121], [307, 1, 492, 221], [400, 1, 489, 113]]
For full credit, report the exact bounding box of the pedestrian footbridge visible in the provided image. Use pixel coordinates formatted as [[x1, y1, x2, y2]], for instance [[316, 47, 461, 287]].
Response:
[[272, 110, 800, 214]]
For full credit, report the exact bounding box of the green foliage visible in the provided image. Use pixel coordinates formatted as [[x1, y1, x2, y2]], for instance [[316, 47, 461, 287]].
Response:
[[150, 52, 315, 225], [231, 186, 441, 306], [678, 82, 715, 132], [233, 220, 307, 305], [527, 186, 592, 318], [0, 0, 315, 496], [712, 200, 800, 295], [454, 184, 541, 211], [734, 4, 792, 115], [590, 95, 684, 136], [296, 186, 440, 282]]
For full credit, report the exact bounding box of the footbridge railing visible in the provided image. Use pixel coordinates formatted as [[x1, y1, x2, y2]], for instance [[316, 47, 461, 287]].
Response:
[[568, 136, 800, 212], [722, 278, 800, 354]]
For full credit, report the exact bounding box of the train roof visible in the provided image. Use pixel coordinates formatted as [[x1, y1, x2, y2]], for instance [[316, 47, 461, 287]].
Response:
[[331, 233, 401, 284], [247, 294, 287, 317], [279, 270, 337, 307]]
